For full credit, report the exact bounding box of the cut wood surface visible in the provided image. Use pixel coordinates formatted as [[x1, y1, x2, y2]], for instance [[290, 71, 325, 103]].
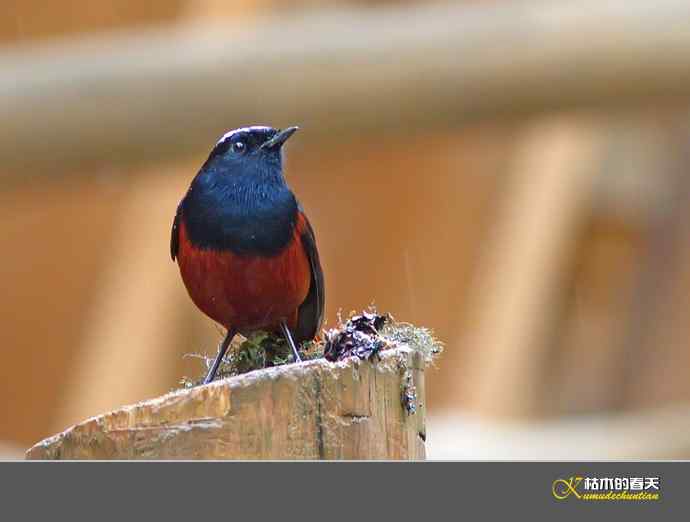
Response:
[[26, 347, 425, 460]]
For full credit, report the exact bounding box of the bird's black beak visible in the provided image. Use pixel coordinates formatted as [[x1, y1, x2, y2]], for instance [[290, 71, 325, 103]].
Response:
[[261, 126, 299, 150]]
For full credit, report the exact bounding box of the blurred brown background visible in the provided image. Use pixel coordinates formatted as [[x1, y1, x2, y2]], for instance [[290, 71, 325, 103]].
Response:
[[3, 0, 690, 459]]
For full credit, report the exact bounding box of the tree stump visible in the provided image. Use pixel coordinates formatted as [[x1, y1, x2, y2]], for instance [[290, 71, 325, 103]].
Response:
[[26, 347, 426, 460]]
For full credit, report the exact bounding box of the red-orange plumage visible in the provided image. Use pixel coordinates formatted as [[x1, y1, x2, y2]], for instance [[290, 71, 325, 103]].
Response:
[[176, 212, 312, 334]]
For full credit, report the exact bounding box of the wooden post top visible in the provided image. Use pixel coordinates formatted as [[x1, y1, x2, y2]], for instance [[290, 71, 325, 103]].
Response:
[[26, 347, 426, 460]]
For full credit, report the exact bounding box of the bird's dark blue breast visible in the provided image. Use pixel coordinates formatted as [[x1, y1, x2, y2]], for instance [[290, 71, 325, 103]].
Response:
[[180, 169, 299, 257]]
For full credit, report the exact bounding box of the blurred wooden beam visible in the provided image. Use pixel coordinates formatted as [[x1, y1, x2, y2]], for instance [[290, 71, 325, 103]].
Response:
[[50, 171, 191, 432], [461, 117, 602, 418], [620, 121, 690, 408], [2, 0, 690, 177]]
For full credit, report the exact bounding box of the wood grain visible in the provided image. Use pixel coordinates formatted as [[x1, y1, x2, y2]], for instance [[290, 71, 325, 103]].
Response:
[[27, 347, 426, 460]]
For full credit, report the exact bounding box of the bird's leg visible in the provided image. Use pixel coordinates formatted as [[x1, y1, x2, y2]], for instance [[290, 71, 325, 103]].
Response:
[[203, 328, 236, 384], [280, 321, 302, 363]]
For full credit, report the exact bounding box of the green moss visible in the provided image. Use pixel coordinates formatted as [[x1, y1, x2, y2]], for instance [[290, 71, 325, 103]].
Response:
[[179, 310, 443, 388]]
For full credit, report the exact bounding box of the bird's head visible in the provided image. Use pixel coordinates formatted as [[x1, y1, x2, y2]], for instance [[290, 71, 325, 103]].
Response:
[[201, 125, 299, 180]]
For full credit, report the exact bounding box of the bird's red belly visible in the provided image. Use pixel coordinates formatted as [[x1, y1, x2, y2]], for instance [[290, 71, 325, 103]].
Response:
[[176, 221, 311, 333]]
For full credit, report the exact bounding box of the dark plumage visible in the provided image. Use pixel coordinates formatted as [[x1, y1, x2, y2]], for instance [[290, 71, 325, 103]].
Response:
[[171, 126, 324, 383]]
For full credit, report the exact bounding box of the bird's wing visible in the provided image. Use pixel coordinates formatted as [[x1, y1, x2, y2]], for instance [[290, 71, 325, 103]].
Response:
[[295, 211, 325, 343], [170, 201, 182, 261]]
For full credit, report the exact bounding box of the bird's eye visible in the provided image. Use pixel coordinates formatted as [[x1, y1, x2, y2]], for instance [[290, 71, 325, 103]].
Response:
[[232, 141, 246, 154]]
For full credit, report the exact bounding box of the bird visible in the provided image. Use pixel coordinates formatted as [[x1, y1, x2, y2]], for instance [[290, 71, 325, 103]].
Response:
[[170, 125, 324, 384]]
